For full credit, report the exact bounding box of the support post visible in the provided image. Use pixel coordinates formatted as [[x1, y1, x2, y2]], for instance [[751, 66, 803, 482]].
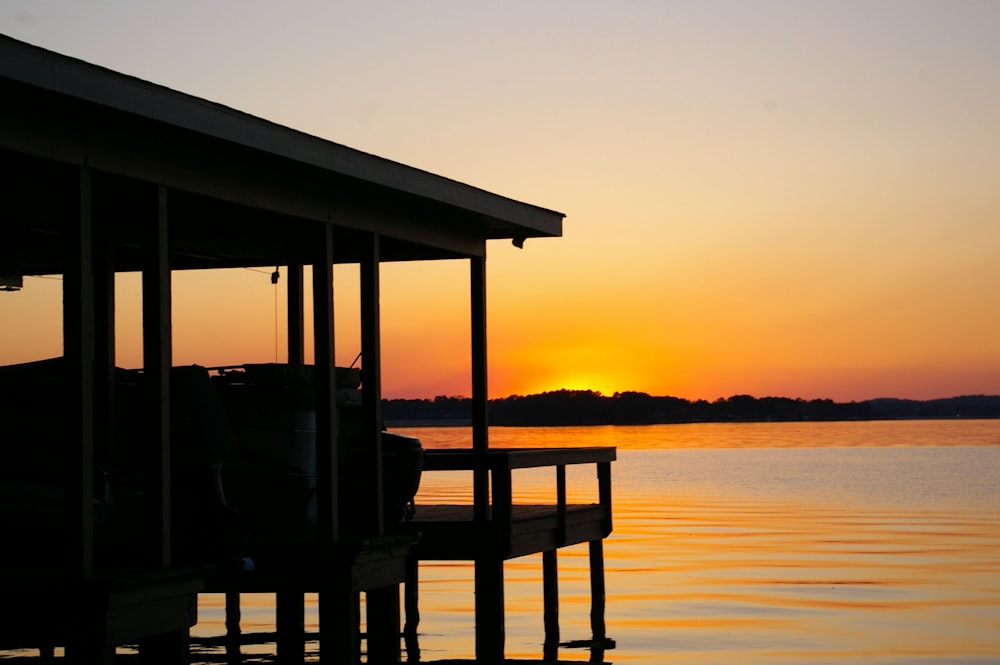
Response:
[[318, 576, 358, 663], [358, 233, 402, 662], [142, 182, 172, 568], [65, 640, 115, 665], [543, 549, 559, 660], [589, 540, 606, 642], [63, 165, 96, 580], [312, 223, 345, 664], [491, 466, 512, 555], [137, 630, 190, 664], [470, 252, 504, 662], [556, 464, 567, 545], [225, 591, 241, 665], [91, 172, 117, 500], [359, 232, 384, 536], [276, 591, 305, 664], [403, 556, 420, 639], [366, 585, 401, 664], [312, 224, 338, 544], [470, 254, 489, 520], [286, 263, 305, 364], [598, 461, 613, 535], [474, 556, 505, 663]]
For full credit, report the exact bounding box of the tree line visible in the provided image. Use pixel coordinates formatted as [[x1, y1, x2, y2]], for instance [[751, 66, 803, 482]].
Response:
[[381, 390, 1000, 426]]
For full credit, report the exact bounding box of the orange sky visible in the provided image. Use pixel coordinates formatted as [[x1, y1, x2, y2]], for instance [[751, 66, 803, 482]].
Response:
[[3, 2, 1000, 402]]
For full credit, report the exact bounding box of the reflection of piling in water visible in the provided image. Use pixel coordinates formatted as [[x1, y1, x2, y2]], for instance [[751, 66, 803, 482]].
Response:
[[0, 34, 613, 663]]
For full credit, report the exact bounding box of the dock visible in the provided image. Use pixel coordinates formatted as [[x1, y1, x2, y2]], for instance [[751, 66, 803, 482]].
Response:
[[0, 35, 615, 664], [403, 447, 616, 659]]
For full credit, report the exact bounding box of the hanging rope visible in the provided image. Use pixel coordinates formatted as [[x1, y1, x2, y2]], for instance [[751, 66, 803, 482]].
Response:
[[271, 267, 280, 362]]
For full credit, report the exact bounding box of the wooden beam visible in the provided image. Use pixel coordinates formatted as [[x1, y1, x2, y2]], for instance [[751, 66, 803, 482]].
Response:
[[0, 88, 492, 260], [556, 465, 567, 545], [286, 263, 304, 364], [63, 164, 96, 579], [1, 40, 565, 243], [474, 556, 505, 661], [312, 223, 338, 543], [589, 539, 606, 642], [403, 556, 420, 639], [319, 575, 359, 663], [543, 549, 559, 660], [276, 591, 306, 664], [142, 182, 173, 568], [225, 591, 241, 663], [360, 232, 385, 536], [92, 172, 117, 475], [470, 255, 489, 521], [491, 467, 513, 556], [598, 460, 613, 535], [366, 585, 401, 664], [137, 630, 190, 664]]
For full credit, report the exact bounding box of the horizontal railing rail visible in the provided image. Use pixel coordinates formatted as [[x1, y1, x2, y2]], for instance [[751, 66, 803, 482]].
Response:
[[422, 446, 617, 471]]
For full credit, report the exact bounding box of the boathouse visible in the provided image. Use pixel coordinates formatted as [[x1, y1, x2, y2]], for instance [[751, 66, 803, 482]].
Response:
[[0, 35, 615, 663]]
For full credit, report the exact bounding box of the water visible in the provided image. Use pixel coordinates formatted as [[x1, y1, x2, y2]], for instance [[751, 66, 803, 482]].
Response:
[[596, 447, 1000, 664], [188, 419, 999, 663], [9, 420, 996, 662], [381, 420, 1000, 664]]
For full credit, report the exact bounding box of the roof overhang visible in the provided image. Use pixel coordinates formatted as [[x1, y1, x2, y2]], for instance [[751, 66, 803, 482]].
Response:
[[0, 36, 564, 274]]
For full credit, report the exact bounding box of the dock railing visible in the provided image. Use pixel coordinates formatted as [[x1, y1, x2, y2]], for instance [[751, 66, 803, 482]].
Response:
[[405, 446, 617, 659], [416, 446, 616, 557]]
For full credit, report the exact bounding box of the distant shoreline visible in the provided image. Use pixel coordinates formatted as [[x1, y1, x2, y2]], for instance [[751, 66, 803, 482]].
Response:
[[386, 418, 473, 428], [382, 392, 1000, 428], [386, 414, 998, 428]]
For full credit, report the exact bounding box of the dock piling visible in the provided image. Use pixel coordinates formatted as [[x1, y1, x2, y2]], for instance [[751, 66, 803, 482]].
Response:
[[589, 539, 607, 642], [543, 549, 560, 660], [275, 591, 305, 663], [474, 555, 506, 662], [224, 591, 241, 664]]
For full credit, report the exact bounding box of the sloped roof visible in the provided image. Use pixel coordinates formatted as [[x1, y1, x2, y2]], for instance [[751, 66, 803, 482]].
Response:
[[0, 35, 563, 272]]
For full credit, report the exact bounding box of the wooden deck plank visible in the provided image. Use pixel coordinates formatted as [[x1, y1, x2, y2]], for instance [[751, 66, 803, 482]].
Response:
[[0, 566, 206, 651], [205, 538, 413, 593], [403, 503, 611, 560]]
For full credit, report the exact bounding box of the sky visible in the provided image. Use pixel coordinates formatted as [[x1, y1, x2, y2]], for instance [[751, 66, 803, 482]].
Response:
[[2, 1, 999, 402]]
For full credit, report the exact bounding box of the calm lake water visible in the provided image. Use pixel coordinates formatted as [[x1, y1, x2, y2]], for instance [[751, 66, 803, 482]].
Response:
[[18, 420, 995, 663], [182, 419, 1000, 663], [381, 420, 1000, 664]]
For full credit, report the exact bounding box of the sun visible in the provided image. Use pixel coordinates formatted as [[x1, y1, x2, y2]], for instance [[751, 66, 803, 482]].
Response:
[[521, 371, 624, 397]]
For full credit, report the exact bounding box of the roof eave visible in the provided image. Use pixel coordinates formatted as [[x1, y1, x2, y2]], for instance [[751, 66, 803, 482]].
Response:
[[0, 35, 564, 240]]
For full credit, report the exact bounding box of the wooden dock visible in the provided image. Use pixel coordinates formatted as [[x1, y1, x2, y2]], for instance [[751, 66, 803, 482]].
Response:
[[0, 567, 206, 662], [206, 447, 616, 663], [406, 448, 614, 559], [1, 36, 615, 664], [401, 447, 616, 662], [205, 536, 413, 664]]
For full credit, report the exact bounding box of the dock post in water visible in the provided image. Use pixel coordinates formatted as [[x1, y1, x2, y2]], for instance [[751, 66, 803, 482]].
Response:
[[366, 584, 402, 664], [589, 539, 607, 642], [474, 555, 506, 663], [543, 549, 560, 660], [275, 591, 306, 663], [225, 591, 241, 664], [403, 556, 420, 638]]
